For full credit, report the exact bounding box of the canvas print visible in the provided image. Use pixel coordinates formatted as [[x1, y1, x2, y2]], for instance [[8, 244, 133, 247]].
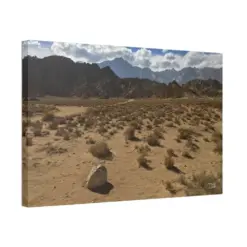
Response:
[[22, 40, 223, 207]]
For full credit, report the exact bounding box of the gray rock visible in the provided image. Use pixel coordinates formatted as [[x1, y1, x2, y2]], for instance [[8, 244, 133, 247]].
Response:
[[85, 164, 107, 190]]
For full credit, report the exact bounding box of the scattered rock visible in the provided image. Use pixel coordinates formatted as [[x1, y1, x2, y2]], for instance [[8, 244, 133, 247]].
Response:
[[85, 164, 107, 190]]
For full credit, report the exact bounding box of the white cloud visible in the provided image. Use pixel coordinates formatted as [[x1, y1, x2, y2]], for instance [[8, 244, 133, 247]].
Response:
[[22, 40, 53, 58], [23, 41, 222, 71]]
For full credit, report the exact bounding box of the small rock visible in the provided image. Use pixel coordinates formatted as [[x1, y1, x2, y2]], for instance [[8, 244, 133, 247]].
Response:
[[85, 164, 107, 190]]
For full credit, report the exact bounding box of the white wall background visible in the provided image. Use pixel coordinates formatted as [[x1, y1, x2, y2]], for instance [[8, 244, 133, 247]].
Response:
[[0, 0, 247, 246]]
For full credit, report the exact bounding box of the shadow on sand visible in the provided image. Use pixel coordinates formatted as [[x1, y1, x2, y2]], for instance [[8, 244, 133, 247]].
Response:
[[90, 182, 114, 195], [168, 165, 185, 174]]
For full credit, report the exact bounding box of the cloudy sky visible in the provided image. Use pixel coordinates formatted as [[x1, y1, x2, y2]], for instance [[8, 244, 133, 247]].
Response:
[[22, 40, 222, 72]]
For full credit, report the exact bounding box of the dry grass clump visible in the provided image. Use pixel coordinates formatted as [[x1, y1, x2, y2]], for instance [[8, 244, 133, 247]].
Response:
[[146, 134, 160, 146], [98, 125, 108, 135], [212, 131, 222, 142], [182, 150, 193, 159], [137, 154, 152, 170], [63, 132, 70, 140], [86, 137, 96, 145], [174, 118, 181, 126], [38, 143, 68, 155], [66, 121, 78, 128], [203, 137, 210, 142], [55, 127, 67, 137], [153, 127, 164, 139], [75, 128, 82, 137], [49, 121, 58, 130], [214, 140, 222, 154], [167, 148, 176, 157], [89, 142, 112, 159], [153, 118, 163, 126], [164, 156, 175, 169], [109, 129, 117, 136], [26, 136, 33, 146], [178, 128, 193, 140], [84, 118, 95, 129], [77, 115, 85, 124], [186, 139, 200, 152], [124, 126, 136, 141], [130, 121, 141, 130], [165, 181, 176, 194], [203, 122, 215, 132], [42, 112, 55, 122], [166, 122, 174, 128], [137, 154, 148, 168], [212, 131, 222, 155], [146, 123, 153, 130], [136, 144, 151, 156], [178, 171, 222, 196], [33, 127, 42, 137]]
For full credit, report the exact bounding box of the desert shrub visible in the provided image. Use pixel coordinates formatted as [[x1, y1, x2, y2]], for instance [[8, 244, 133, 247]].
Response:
[[203, 137, 210, 142], [146, 124, 153, 130], [182, 172, 222, 196], [49, 121, 58, 130], [153, 118, 163, 126], [98, 125, 108, 135], [55, 127, 67, 137], [137, 154, 149, 168], [39, 144, 68, 155], [86, 137, 96, 145], [178, 128, 192, 140], [109, 129, 117, 136], [124, 126, 136, 141], [66, 121, 78, 128], [204, 123, 215, 132], [178, 175, 187, 186], [186, 139, 200, 152], [26, 137, 33, 146], [167, 148, 175, 157], [164, 156, 174, 169], [130, 121, 139, 129], [165, 181, 176, 194], [84, 118, 95, 129], [89, 142, 112, 159], [182, 150, 193, 159], [147, 134, 160, 146], [75, 129, 82, 137], [42, 112, 55, 122], [212, 131, 222, 142], [214, 140, 222, 154], [63, 132, 70, 140], [77, 115, 85, 124], [166, 122, 174, 128], [136, 144, 151, 156], [33, 127, 42, 137], [174, 118, 181, 126], [153, 127, 164, 139]]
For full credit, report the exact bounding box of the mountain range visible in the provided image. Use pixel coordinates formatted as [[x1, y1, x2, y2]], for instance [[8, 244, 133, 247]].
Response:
[[98, 57, 222, 84], [22, 55, 222, 99]]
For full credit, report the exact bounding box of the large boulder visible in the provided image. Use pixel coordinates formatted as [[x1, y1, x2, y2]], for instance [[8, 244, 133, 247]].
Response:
[[85, 164, 107, 190]]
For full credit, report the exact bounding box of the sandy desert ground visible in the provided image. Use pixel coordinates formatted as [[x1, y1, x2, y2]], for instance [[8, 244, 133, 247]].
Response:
[[22, 97, 222, 207]]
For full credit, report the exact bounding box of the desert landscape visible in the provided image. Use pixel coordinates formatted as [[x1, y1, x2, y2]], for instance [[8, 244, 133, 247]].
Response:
[[22, 42, 222, 207], [22, 96, 222, 207]]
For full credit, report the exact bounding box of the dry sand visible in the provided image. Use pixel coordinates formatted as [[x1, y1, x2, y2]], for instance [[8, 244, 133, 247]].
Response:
[[23, 99, 222, 207]]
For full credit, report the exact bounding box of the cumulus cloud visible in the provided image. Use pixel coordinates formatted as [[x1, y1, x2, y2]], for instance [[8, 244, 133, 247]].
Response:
[[23, 40, 222, 71], [22, 40, 52, 58]]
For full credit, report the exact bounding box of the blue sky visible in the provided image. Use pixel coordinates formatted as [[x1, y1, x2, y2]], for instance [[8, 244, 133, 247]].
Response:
[[23, 40, 222, 71]]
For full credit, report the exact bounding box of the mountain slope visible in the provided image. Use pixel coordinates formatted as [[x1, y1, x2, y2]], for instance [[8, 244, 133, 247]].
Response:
[[23, 55, 222, 99], [98, 57, 222, 83]]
